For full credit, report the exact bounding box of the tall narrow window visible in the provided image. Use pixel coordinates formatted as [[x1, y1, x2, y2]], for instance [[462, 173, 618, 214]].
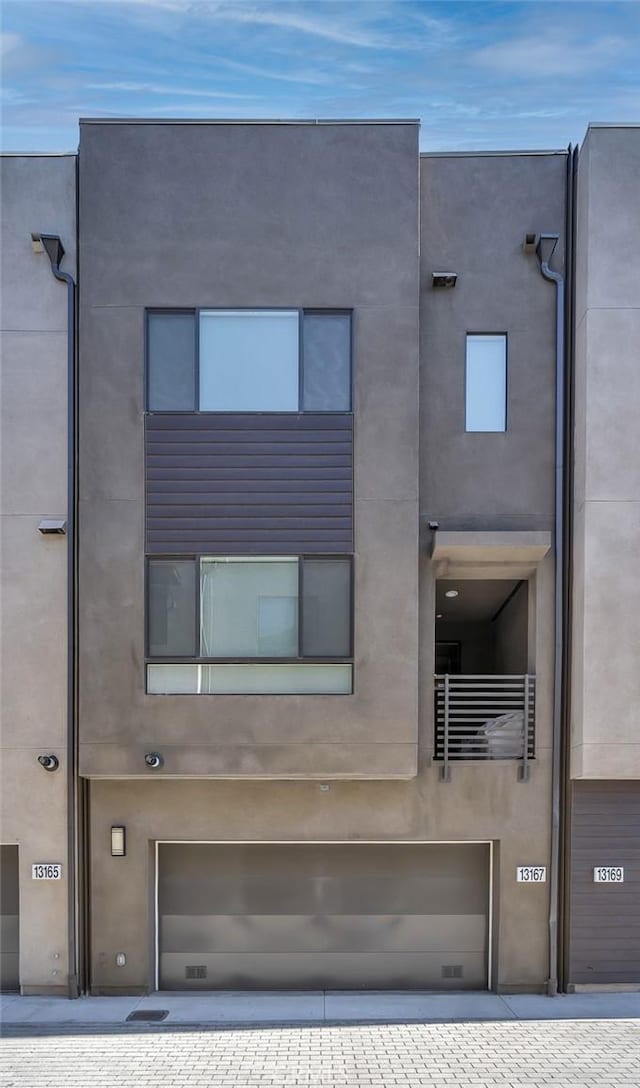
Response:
[[465, 334, 507, 432], [148, 559, 197, 657], [147, 312, 196, 411], [302, 313, 351, 411], [301, 558, 351, 656]]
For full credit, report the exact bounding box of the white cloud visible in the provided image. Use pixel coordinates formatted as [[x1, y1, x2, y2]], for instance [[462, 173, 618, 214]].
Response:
[[87, 81, 257, 98], [1, 31, 22, 56], [65, 0, 412, 50], [215, 55, 328, 85], [473, 33, 626, 79], [208, 4, 393, 48]]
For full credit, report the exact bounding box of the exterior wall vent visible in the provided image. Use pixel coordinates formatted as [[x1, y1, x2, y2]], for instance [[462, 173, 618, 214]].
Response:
[[185, 965, 207, 980], [441, 964, 464, 979]]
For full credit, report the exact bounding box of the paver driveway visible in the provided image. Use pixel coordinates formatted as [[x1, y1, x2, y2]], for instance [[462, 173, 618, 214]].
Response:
[[2, 1018, 640, 1087]]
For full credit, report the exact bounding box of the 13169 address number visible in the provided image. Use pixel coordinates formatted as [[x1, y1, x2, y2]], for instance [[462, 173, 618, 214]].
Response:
[[593, 866, 624, 883]]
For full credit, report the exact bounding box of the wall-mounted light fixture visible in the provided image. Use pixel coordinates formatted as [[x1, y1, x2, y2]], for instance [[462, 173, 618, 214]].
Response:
[[144, 752, 164, 769], [31, 232, 65, 268], [111, 826, 126, 857], [38, 754, 59, 772], [432, 272, 457, 289], [38, 519, 67, 535]]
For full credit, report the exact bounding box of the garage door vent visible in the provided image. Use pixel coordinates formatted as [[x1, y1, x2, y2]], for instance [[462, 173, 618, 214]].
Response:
[[185, 965, 207, 980], [441, 965, 463, 979], [126, 1010, 168, 1023]]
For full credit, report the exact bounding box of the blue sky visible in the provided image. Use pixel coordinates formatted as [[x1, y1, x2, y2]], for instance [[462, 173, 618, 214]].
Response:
[[2, 1, 639, 151]]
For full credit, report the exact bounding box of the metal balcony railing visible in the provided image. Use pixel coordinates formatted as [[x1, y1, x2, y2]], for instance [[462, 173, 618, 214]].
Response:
[[434, 674, 536, 781]]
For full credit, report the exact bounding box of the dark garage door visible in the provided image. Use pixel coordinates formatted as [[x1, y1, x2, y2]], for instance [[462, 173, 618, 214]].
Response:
[[0, 846, 19, 992], [158, 842, 489, 990], [569, 782, 640, 985]]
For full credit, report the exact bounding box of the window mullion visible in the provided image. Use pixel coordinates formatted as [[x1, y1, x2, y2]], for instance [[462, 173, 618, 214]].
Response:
[[298, 557, 304, 659]]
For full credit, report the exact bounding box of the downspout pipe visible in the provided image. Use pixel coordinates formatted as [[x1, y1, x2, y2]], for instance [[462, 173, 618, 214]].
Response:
[[535, 232, 565, 997], [32, 233, 78, 998]]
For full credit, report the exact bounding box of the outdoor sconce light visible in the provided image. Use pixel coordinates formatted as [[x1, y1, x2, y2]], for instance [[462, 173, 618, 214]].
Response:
[[38, 754, 59, 772], [432, 271, 457, 289], [38, 519, 67, 535], [31, 232, 65, 268], [144, 752, 164, 769], [111, 826, 126, 857]]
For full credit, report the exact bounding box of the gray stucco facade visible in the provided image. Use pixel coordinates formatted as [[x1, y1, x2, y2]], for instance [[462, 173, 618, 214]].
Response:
[[566, 125, 640, 988], [0, 153, 76, 993], [78, 120, 420, 782], [1, 119, 638, 997]]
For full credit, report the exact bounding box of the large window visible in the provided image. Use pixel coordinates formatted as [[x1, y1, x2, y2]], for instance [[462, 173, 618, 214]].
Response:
[[465, 334, 507, 432], [146, 555, 353, 694], [147, 310, 352, 413]]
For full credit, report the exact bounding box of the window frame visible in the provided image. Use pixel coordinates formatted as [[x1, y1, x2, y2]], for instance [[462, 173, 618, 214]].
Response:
[[145, 307, 353, 415], [145, 553, 354, 666], [464, 332, 508, 433]]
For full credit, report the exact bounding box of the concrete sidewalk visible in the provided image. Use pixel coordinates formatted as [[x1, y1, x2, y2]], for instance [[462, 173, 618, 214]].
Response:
[[2, 989, 639, 1028]]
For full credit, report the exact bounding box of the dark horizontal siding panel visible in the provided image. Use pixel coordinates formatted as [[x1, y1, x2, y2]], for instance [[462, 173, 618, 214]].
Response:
[[569, 782, 640, 985], [148, 430, 351, 445], [147, 467, 353, 482], [148, 500, 352, 513], [146, 413, 353, 555], [150, 518, 352, 532], [147, 413, 351, 432], [148, 530, 353, 543], [148, 481, 352, 496], [148, 456, 352, 470], [148, 443, 353, 458], [147, 540, 351, 556], [149, 503, 351, 517]]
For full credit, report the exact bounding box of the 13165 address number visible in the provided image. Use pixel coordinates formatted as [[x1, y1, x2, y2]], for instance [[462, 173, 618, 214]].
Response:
[[31, 863, 62, 880]]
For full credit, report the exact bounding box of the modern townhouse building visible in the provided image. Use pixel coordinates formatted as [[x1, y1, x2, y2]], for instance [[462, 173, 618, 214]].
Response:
[[0, 119, 638, 997]]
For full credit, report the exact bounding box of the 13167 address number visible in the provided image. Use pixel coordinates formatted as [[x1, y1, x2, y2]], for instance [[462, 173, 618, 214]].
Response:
[[516, 866, 547, 883]]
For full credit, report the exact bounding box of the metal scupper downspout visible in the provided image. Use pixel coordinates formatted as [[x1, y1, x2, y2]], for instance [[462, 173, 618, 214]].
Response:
[[33, 234, 79, 998], [535, 232, 565, 997]]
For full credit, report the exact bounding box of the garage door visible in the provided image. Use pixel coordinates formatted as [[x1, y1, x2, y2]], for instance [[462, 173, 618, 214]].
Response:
[[158, 843, 489, 990], [569, 782, 640, 985], [0, 846, 19, 992]]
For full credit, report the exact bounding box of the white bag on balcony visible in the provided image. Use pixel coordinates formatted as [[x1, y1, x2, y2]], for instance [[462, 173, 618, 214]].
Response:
[[480, 710, 524, 760]]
